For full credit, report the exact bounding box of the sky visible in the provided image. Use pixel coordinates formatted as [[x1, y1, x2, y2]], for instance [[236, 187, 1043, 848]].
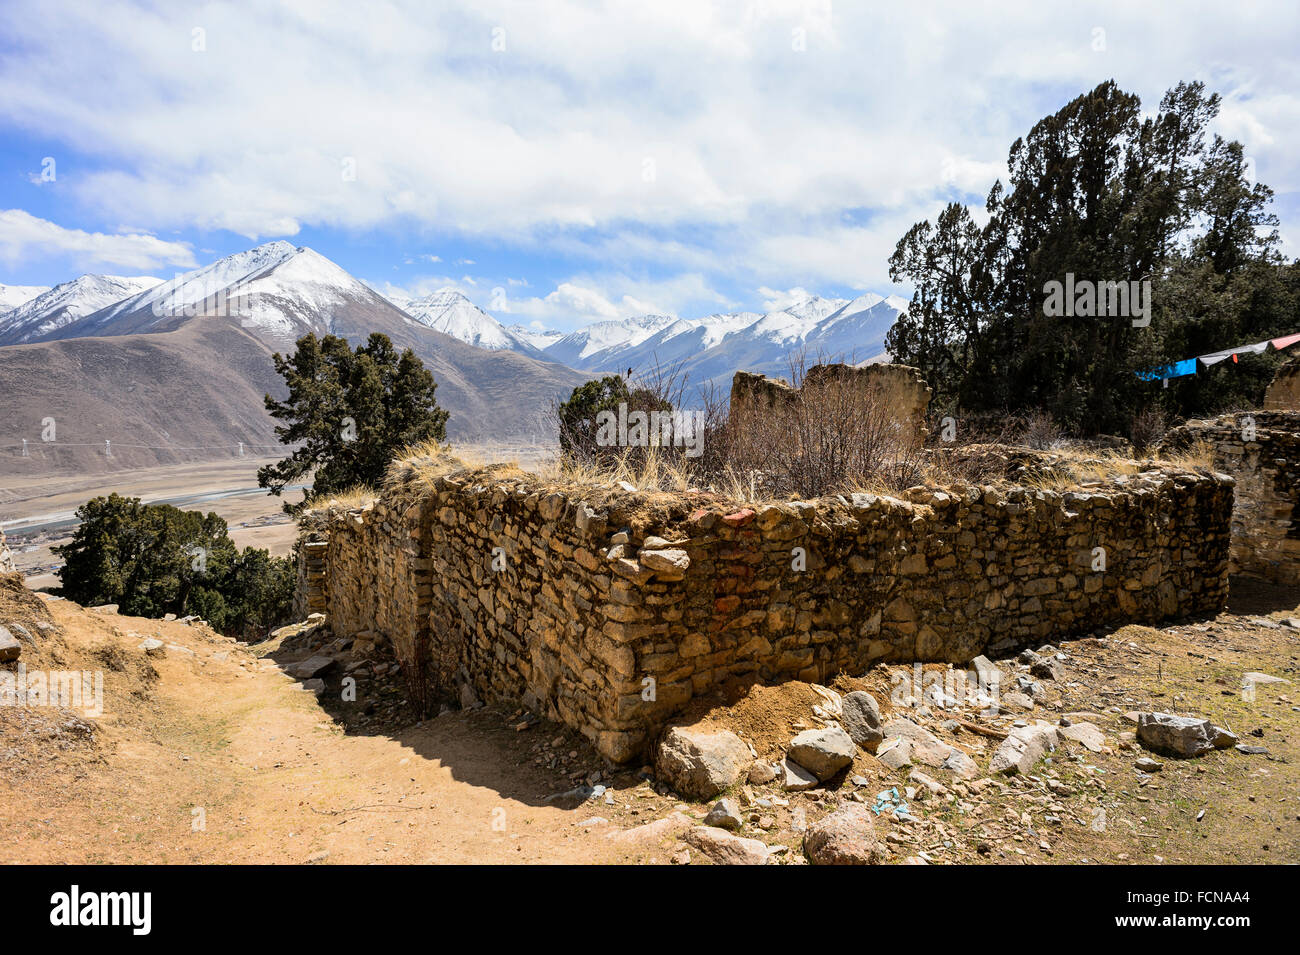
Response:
[[0, 0, 1297, 332]]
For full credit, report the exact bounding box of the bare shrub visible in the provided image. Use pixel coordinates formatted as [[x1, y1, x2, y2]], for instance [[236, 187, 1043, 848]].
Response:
[[1129, 405, 1168, 455], [709, 352, 927, 499], [1018, 410, 1064, 450]]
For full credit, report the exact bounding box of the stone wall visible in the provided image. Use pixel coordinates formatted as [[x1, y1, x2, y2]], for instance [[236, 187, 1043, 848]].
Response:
[[292, 539, 329, 620], [1263, 357, 1300, 411], [1162, 411, 1300, 587], [299, 458, 1233, 763]]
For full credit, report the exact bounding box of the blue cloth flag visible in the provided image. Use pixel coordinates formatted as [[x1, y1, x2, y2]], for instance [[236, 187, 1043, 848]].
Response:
[[1136, 358, 1197, 381]]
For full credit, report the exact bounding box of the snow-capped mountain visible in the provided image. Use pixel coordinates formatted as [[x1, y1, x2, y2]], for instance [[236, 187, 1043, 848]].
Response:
[[506, 323, 564, 351], [396, 288, 544, 356], [536, 293, 909, 395], [50, 240, 365, 346], [0, 283, 48, 313], [542, 314, 678, 368], [0, 274, 161, 344]]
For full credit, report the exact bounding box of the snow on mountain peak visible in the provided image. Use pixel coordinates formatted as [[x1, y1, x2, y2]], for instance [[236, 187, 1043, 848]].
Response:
[[398, 286, 531, 352], [783, 295, 849, 322], [0, 274, 161, 342], [0, 283, 49, 312]]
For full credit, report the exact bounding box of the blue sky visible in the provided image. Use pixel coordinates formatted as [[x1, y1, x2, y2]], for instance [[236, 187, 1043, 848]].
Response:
[[1, 1, 1297, 331]]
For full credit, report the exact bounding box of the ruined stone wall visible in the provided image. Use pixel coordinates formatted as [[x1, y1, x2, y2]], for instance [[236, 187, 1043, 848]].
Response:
[[730, 363, 932, 445], [299, 462, 1232, 763], [1163, 411, 1300, 587], [292, 539, 329, 620], [1263, 357, 1300, 411]]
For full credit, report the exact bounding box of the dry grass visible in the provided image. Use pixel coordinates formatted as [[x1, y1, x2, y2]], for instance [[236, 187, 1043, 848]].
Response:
[[301, 484, 378, 514], [345, 402, 1221, 517]]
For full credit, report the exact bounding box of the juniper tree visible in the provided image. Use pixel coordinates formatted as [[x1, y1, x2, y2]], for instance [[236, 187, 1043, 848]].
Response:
[[258, 332, 448, 512]]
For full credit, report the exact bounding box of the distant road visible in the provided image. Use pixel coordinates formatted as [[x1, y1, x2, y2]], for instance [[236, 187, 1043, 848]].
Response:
[[1, 484, 307, 539]]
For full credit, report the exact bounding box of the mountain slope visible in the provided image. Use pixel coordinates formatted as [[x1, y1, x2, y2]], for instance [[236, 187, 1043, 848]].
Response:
[[0, 274, 161, 345], [542, 315, 677, 368], [0, 321, 285, 475]]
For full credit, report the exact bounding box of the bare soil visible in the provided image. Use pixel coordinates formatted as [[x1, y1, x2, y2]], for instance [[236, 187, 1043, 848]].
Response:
[[0, 573, 1295, 865]]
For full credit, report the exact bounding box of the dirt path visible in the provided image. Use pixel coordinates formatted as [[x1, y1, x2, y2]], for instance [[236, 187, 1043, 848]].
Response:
[[0, 596, 678, 864]]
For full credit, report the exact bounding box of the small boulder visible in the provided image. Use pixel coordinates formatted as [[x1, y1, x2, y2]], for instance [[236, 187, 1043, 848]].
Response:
[[780, 758, 820, 792], [704, 798, 743, 830], [656, 726, 751, 800], [286, 655, 336, 680], [0, 626, 21, 663], [684, 826, 771, 865], [990, 722, 1059, 775], [970, 654, 1003, 690], [841, 690, 884, 753], [787, 726, 856, 781], [138, 637, 166, 656], [876, 736, 912, 770], [941, 748, 980, 779], [747, 760, 779, 785], [1060, 721, 1106, 753], [1134, 757, 1163, 773], [1136, 713, 1235, 758], [803, 803, 878, 865], [1031, 657, 1063, 682]]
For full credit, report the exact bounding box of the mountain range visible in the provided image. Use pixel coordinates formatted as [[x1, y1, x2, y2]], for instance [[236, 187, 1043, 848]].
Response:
[[0, 242, 586, 474], [376, 287, 906, 396], [0, 241, 907, 474]]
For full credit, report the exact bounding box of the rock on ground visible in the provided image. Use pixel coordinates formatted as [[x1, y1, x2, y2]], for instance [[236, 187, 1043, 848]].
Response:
[[990, 722, 1059, 775], [656, 726, 752, 800], [837, 686, 889, 753], [1059, 722, 1106, 752], [0, 625, 22, 662], [781, 758, 820, 792], [876, 736, 912, 770], [787, 726, 856, 780], [840, 690, 884, 752], [286, 655, 336, 680], [803, 803, 878, 865], [685, 826, 772, 865], [704, 798, 743, 830], [1136, 712, 1237, 758]]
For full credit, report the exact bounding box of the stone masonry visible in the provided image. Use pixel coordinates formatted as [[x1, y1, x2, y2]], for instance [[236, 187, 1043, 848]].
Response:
[[1163, 411, 1300, 587], [298, 457, 1233, 764], [1263, 356, 1300, 411]]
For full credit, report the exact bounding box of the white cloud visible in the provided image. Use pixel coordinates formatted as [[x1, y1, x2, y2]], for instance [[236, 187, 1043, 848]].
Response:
[[759, 286, 816, 311], [0, 2, 1294, 295], [541, 282, 623, 322], [0, 209, 197, 270]]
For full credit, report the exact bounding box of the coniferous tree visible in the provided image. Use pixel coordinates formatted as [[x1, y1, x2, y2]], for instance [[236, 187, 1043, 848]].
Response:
[[886, 79, 1293, 435], [258, 333, 449, 512]]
